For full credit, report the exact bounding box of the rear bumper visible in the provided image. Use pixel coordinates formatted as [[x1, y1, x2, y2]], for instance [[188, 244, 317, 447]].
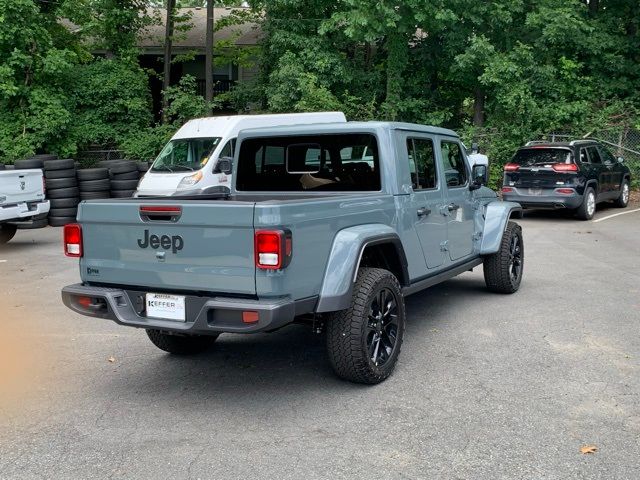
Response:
[[0, 200, 49, 222], [503, 190, 582, 209], [61, 283, 316, 335]]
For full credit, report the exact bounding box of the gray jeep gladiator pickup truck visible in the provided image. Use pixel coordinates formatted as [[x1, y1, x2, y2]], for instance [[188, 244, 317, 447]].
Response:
[[62, 122, 523, 384]]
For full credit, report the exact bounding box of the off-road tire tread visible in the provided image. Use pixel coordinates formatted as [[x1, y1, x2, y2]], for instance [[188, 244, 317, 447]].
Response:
[[326, 267, 405, 384], [483, 221, 523, 294]]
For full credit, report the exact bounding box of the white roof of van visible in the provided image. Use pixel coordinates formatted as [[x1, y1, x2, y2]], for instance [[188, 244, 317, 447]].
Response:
[[172, 112, 346, 140]]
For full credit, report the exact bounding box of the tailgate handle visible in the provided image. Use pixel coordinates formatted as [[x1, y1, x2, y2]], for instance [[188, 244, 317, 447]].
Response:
[[140, 205, 182, 222]]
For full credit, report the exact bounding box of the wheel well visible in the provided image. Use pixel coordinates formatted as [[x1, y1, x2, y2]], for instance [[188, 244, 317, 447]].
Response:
[[359, 242, 409, 286]]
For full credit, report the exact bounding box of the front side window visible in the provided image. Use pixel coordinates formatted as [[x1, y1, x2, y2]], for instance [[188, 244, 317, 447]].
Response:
[[406, 138, 437, 190], [440, 141, 467, 187], [152, 137, 221, 172], [237, 134, 381, 191]]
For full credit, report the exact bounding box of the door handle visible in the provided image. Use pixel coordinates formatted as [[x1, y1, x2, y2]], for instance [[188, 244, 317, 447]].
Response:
[[447, 203, 460, 212], [417, 207, 431, 217]]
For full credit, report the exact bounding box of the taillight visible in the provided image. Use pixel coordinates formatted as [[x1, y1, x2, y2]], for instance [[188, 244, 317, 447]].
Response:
[[255, 230, 292, 270], [555, 188, 575, 195], [552, 163, 578, 172], [504, 163, 520, 172], [64, 223, 83, 257], [502, 187, 514, 193]]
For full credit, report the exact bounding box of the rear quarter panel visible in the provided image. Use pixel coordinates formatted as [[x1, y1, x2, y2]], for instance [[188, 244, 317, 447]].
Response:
[[254, 194, 397, 301]]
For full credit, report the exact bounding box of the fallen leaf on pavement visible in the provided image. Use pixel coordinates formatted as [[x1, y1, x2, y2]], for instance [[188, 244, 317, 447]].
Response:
[[580, 445, 597, 454], [108, 356, 116, 363]]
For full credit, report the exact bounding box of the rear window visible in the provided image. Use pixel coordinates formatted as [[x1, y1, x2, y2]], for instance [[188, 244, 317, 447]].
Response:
[[512, 148, 573, 166], [236, 134, 381, 191]]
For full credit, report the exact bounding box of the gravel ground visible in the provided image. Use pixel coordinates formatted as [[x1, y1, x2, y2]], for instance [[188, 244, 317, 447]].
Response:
[[0, 202, 639, 480]]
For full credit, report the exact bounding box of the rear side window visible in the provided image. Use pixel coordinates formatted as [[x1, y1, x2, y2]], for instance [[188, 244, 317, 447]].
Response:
[[406, 138, 437, 190], [236, 134, 381, 191], [512, 148, 573, 166], [587, 146, 602, 164]]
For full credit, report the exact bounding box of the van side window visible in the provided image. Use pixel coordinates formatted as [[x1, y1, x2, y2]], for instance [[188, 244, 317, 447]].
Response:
[[219, 138, 236, 159], [440, 141, 467, 187], [406, 138, 437, 190]]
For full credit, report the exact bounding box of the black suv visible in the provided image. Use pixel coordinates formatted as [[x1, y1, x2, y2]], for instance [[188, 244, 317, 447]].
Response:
[[501, 139, 631, 220]]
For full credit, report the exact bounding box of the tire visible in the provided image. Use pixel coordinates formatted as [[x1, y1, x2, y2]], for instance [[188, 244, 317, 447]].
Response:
[[16, 218, 49, 229], [5, 165, 14, 170], [31, 154, 57, 161], [112, 171, 140, 180], [45, 177, 77, 189], [48, 216, 76, 227], [109, 161, 137, 174], [97, 159, 125, 168], [49, 207, 77, 217], [15, 158, 44, 169], [47, 187, 79, 199], [0, 224, 18, 244], [110, 179, 139, 190], [511, 210, 524, 219], [613, 179, 630, 208], [77, 168, 109, 181], [576, 186, 596, 220], [138, 161, 150, 172], [80, 191, 110, 200], [79, 179, 111, 192], [0, 164, 4, 170], [326, 267, 406, 384], [110, 190, 135, 198], [49, 197, 80, 209], [43, 158, 75, 171], [483, 221, 524, 294], [44, 168, 76, 179], [146, 329, 218, 355]]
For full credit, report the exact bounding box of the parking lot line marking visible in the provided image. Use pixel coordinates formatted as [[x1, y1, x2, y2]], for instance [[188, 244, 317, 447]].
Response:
[[593, 207, 640, 223], [0, 260, 6, 263]]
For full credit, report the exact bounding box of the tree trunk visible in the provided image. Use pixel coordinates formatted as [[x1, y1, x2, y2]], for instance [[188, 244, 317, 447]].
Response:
[[161, 0, 176, 124], [473, 87, 485, 127], [205, 0, 214, 113]]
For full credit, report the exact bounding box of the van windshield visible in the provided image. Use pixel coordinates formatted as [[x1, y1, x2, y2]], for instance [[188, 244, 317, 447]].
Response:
[[512, 148, 573, 166], [151, 137, 221, 172]]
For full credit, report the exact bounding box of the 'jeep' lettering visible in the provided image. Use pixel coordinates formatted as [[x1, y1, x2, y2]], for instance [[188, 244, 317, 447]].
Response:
[[137, 229, 184, 254]]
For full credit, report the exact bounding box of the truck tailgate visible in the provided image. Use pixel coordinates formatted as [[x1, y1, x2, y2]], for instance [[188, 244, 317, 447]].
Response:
[[0, 170, 45, 205], [77, 200, 256, 295]]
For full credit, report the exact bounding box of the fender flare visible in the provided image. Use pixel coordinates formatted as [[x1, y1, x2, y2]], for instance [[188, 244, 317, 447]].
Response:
[[315, 224, 408, 313], [479, 201, 522, 255]]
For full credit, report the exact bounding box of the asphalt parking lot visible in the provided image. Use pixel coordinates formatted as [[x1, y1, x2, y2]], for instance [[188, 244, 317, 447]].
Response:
[[1, 204, 639, 480]]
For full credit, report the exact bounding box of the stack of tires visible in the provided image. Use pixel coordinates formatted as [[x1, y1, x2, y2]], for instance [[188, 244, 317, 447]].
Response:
[[43, 158, 79, 227], [78, 168, 111, 202], [138, 161, 150, 179], [106, 161, 140, 198]]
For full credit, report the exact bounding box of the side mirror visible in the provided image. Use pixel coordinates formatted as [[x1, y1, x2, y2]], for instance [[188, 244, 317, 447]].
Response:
[[215, 156, 233, 174], [470, 164, 488, 191], [617, 156, 624, 164]]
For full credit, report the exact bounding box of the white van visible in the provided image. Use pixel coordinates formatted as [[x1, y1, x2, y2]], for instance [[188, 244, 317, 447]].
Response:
[[135, 112, 347, 197]]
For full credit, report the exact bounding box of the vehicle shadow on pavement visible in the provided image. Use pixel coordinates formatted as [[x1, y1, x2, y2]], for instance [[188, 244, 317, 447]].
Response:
[[0, 237, 59, 254], [92, 276, 490, 399]]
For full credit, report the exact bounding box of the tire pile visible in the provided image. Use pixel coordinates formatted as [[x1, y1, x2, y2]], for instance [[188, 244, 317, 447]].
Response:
[[99, 160, 140, 198], [43, 158, 80, 227], [3, 156, 149, 228]]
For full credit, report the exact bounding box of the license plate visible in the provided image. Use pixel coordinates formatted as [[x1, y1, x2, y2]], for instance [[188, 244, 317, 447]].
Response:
[[146, 293, 186, 321], [528, 188, 542, 196]]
